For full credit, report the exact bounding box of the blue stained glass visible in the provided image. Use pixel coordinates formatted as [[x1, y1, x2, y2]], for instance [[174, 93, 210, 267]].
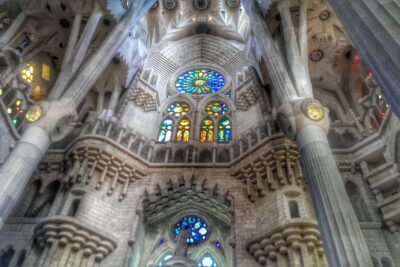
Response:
[[174, 215, 208, 245], [197, 254, 218, 267], [157, 253, 173, 266], [159, 118, 173, 143], [175, 69, 225, 95], [218, 118, 232, 143]]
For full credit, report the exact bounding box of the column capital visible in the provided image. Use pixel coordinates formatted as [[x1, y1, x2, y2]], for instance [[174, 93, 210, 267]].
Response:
[[26, 99, 77, 142], [276, 98, 330, 140]]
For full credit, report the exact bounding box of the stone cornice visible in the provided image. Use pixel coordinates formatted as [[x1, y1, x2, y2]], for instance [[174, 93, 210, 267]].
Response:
[[33, 215, 118, 262], [247, 220, 324, 265]]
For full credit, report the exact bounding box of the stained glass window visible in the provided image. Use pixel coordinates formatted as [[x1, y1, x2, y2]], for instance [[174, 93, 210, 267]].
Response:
[[21, 64, 34, 83], [218, 118, 232, 143], [205, 101, 229, 116], [176, 69, 225, 95], [42, 64, 51, 81], [177, 118, 190, 142], [157, 253, 173, 266], [198, 254, 218, 267], [167, 102, 190, 118], [159, 118, 173, 143], [200, 119, 214, 142], [174, 215, 208, 245]]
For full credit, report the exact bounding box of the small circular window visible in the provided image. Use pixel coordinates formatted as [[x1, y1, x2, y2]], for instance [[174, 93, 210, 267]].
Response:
[[174, 215, 209, 245]]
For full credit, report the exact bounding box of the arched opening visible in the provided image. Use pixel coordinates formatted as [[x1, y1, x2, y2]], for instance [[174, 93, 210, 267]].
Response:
[[217, 149, 230, 163], [0, 247, 15, 267], [289, 200, 300, 218], [12, 180, 41, 217], [199, 150, 212, 163], [25, 180, 61, 218], [174, 149, 185, 163], [67, 199, 81, 217], [154, 149, 167, 163], [176, 118, 191, 143]]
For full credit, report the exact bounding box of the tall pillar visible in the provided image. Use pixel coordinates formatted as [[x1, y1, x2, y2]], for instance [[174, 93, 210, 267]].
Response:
[[0, 0, 156, 230], [241, 1, 373, 266], [297, 124, 372, 266], [0, 126, 50, 228]]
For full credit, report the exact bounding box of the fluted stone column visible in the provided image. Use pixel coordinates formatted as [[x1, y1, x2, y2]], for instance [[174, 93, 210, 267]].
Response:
[[0, 126, 50, 227], [297, 124, 372, 267], [242, 1, 373, 266], [0, 0, 156, 229]]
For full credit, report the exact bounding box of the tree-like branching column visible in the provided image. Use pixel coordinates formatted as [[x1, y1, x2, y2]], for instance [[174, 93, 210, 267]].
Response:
[[242, 0, 373, 266], [0, 0, 156, 229]]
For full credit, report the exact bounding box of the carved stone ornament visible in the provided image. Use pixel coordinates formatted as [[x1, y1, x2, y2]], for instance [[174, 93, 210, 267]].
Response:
[[301, 99, 325, 121], [226, 0, 240, 8], [164, 0, 177, 10]]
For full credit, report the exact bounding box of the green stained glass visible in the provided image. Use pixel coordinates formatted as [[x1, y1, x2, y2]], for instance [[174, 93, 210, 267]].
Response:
[[218, 118, 232, 143], [205, 101, 229, 116], [176, 69, 225, 95]]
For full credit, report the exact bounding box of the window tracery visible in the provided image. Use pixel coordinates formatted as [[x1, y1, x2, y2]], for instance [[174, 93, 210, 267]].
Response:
[[174, 215, 209, 245], [200, 118, 214, 142], [218, 118, 232, 143], [176, 118, 191, 143], [205, 101, 228, 117], [168, 102, 190, 118], [176, 69, 225, 96], [159, 118, 174, 142], [198, 254, 218, 267]]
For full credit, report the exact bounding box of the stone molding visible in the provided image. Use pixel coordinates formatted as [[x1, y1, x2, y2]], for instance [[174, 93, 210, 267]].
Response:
[[232, 135, 305, 201], [143, 175, 232, 224], [247, 220, 325, 265], [33, 215, 118, 262]]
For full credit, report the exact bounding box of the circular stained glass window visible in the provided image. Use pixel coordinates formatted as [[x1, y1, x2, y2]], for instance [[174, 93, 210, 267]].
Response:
[[205, 101, 229, 116], [176, 69, 225, 96], [167, 102, 190, 117], [174, 215, 209, 245]]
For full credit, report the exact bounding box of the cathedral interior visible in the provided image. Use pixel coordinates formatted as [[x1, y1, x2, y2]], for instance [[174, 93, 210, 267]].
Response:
[[0, 0, 399, 266]]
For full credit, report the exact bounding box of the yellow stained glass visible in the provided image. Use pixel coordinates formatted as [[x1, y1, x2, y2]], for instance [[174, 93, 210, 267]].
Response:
[[42, 64, 51, 81], [26, 105, 42, 122], [21, 64, 34, 83], [200, 119, 214, 142], [177, 118, 190, 142]]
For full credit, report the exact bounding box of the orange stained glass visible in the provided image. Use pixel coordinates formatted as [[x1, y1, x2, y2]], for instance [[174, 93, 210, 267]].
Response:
[[200, 119, 214, 142], [177, 118, 190, 142]]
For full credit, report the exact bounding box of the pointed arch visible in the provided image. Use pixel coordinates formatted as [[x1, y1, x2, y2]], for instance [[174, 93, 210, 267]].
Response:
[[200, 117, 214, 142], [176, 118, 191, 143], [217, 117, 232, 143], [158, 117, 174, 143]]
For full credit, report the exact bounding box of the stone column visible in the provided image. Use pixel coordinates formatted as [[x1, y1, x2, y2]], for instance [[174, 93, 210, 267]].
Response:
[[241, 1, 373, 266], [0, 11, 27, 47], [0, 1, 156, 229], [0, 99, 76, 229], [0, 126, 50, 228], [297, 124, 372, 266]]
